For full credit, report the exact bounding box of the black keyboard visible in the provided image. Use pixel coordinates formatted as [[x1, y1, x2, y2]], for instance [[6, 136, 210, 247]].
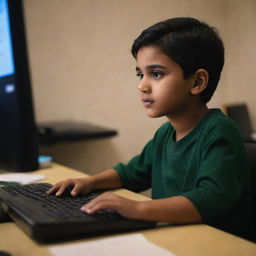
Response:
[[0, 183, 155, 241], [2, 183, 121, 220]]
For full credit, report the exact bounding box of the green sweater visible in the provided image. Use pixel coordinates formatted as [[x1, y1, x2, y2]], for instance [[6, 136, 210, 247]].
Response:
[[113, 109, 253, 239]]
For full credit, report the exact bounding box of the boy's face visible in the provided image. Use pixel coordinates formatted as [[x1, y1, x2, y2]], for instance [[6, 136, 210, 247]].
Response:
[[136, 46, 196, 119]]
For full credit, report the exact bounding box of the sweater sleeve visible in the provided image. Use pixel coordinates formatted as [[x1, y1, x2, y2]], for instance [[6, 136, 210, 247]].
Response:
[[181, 130, 249, 224], [113, 123, 172, 192], [112, 123, 172, 192], [113, 138, 154, 192]]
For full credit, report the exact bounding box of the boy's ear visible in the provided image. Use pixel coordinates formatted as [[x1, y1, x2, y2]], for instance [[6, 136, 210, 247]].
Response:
[[190, 69, 209, 95]]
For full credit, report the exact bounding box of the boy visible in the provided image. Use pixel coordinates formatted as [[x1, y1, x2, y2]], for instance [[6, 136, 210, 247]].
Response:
[[48, 17, 253, 239]]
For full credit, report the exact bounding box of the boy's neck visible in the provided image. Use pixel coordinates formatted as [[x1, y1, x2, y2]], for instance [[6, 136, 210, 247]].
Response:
[[167, 104, 209, 141]]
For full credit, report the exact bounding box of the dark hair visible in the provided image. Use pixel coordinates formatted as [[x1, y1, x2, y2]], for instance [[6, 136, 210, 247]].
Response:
[[131, 17, 224, 103]]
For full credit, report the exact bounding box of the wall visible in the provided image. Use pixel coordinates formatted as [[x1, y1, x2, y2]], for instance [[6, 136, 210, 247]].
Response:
[[23, 0, 253, 174], [225, 0, 256, 127]]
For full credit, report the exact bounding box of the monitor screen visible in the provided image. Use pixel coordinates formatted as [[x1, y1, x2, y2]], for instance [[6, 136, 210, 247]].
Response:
[[0, 0, 39, 171]]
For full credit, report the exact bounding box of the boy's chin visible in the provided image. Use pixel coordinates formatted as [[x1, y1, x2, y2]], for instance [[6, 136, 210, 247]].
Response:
[[146, 111, 163, 118]]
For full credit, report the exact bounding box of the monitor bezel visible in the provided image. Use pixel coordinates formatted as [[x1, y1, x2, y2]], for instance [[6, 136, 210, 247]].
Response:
[[0, 0, 39, 172]]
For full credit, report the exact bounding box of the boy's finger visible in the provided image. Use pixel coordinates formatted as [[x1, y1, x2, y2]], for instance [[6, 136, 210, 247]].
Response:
[[81, 201, 102, 214], [71, 183, 82, 196], [47, 184, 60, 194], [55, 184, 68, 196], [80, 195, 100, 212], [81, 194, 112, 214]]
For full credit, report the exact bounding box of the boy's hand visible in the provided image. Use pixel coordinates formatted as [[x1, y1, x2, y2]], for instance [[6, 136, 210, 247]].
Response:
[[81, 193, 202, 224], [47, 178, 93, 197], [81, 192, 141, 220]]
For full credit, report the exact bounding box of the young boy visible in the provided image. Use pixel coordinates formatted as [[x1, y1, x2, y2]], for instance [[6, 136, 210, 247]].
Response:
[[48, 17, 253, 239]]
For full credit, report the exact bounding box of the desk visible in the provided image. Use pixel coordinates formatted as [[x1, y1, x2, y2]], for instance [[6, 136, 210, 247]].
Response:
[[1, 163, 256, 256]]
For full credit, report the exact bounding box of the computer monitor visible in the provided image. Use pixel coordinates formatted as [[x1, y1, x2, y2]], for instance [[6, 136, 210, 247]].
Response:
[[0, 0, 39, 171]]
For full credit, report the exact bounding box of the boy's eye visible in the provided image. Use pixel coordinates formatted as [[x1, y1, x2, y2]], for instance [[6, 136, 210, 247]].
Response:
[[152, 71, 163, 79], [136, 73, 143, 79]]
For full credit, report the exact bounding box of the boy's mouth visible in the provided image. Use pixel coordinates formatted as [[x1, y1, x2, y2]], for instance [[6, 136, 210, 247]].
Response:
[[142, 98, 154, 107]]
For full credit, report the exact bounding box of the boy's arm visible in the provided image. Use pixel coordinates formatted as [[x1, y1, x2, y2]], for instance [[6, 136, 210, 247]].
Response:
[[82, 192, 202, 224], [48, 169, 122, 196], [137, 196, 202, 223], [89, 168, 122, 190]]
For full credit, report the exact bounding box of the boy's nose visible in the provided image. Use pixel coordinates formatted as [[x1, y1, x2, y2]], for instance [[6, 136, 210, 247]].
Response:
[[138, 79, 151, 93]]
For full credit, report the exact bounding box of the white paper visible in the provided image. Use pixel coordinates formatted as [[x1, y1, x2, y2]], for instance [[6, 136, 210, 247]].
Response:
[[49, 233, 175, 256], [0, 173, 44, 184]]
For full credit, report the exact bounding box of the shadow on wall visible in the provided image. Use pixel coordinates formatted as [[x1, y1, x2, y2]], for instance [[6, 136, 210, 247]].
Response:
[[39, 138, 122, 175]]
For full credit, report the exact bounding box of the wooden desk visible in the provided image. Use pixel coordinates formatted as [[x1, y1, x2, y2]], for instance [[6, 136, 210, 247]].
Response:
[[1, 163, 256, 256]]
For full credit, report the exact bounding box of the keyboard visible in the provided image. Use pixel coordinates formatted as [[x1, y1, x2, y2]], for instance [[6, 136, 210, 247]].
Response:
[[0, 183, 155, 241]]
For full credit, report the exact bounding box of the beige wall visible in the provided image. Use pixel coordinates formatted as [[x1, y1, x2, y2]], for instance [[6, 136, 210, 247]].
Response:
[[23, 0, 254, 174], [225, 0, 256, 125]]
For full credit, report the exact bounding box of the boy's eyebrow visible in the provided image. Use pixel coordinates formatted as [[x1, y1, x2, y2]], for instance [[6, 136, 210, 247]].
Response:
[[136, 64, 167, 72]]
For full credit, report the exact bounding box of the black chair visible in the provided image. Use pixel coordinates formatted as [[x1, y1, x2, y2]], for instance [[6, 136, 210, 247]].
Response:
[[225, 104, 256, 143], [244, 142, 256, 241]]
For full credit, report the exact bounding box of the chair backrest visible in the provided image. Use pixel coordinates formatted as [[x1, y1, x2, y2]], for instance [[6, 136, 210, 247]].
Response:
[[244, 143, 256, 235], [225, 104, 253, 141]]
